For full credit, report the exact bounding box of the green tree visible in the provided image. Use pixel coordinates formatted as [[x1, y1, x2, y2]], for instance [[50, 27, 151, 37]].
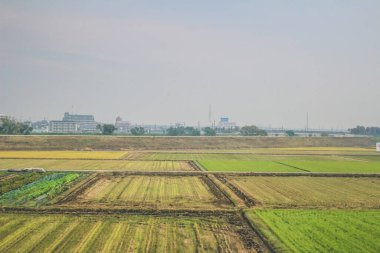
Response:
[[0, 117, 33, 135], [130, 127, 145, 136], [203, 127, 216, 136], [98, 124, 116, 135], [285, 130, 295, 136], [240, 125, 267, 136], [166, 126, 200, 136]]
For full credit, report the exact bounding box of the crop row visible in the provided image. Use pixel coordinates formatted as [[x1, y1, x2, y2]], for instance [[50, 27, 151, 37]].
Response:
[[0, 151, 127, 159], [0, 213, 257, 253], [0, 173, 81, 207], [0, 159, 193, 171], [60, 175, 230, 210], [0, 172, 47, 195], [247, 209, 380, 253], [226, 176, 380, 208]]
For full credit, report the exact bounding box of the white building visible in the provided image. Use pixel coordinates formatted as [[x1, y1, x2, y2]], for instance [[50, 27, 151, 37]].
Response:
[[217, 117, 236, 129], [63, 112, 97, 132], [115, 116, 131, 133], [49, 121, 78, 133]]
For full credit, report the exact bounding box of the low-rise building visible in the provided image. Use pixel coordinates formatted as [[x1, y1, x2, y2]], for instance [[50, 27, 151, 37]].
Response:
[[115, 116, 131, 133], [49, 121, 78, 133]]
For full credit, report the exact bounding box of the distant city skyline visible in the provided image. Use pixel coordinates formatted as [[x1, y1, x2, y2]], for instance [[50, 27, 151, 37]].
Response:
[[1, 1, 379, 129]]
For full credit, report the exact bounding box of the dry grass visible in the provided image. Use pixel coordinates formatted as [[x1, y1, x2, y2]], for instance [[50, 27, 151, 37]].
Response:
[[0, 136, 374, 150], [0, 213, 257, 253], [61, 175, 230, 209], [229, 176, 380, 208]]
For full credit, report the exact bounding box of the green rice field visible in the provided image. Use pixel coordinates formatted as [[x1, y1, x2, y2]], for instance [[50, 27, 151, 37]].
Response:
[[198, 155, 380, 173], [247, 209, 380, 253]]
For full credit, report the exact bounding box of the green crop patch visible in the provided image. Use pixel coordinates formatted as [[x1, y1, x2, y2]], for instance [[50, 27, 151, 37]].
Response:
[[247, 209, 380, 253], [0, 173, 81, 207], [0, 213, 259, 253], [197, 155, 380, 173], [274, 158, 380, 173], [0, 172, 47, 195], [228, 176, 380, 208], [197, 159, 301, 172]]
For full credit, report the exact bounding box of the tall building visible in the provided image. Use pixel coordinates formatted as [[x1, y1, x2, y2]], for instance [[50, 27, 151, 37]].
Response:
[[62, 112, 97, 132]]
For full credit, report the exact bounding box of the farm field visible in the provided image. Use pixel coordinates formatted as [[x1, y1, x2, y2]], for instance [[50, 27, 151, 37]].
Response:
[[0, 151, 127, 159], [0, 213, 262, 253], [0, 137, 379, 252], [227, 176, 380, 208], [198, 159, 301, 172], [271, 158, 380, 173], [0, 136, 374, 150], [60, 175, 231, 209], [198, 155, 380, 173], [0, 159, 194, 171], [0, 172, 47, 195], [0, 173, 82, 207], [123, 147, 379, 160], [247, 209, 380, 253]]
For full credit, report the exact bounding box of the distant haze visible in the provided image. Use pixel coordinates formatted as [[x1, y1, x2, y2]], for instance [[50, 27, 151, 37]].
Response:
[[1, 1, 379, 129]]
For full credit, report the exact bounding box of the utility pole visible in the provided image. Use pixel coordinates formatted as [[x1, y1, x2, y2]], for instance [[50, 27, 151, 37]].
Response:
[[208, 104, 212, 127], [306, 112, 309, 136]]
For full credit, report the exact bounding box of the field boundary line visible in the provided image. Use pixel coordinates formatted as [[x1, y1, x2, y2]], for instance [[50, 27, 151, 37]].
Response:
[[54, 174, 100, 204], [188, 161, 205, 171], [241, 210, 277, 253], [215, 175, 257, 207], [272, 161, 310, 172], [0, 207, 237, 216], [201, 175, 235, 207]]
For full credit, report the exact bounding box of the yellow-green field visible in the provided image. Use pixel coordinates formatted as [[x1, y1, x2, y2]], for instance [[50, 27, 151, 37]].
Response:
[[61, 175, 230, 209], [0, 213, 257, 253], [0, 151, 127, 159], [0, 159, 193, 171], [228, 176, 380, 208]]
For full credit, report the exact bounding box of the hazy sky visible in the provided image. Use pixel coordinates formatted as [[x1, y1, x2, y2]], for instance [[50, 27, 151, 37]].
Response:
[[1, 1, 379, 128]]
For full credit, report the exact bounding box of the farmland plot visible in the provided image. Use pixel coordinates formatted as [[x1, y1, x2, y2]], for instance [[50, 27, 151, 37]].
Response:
[[0, 151, 127, 159], [227, 176, 380, 208], [0, 213, 261, 253], [198, 159, 301, 172], [271, 156, 380, 173], [60, 175, 231, 209], [247, 209, 380, 253], [0, 172, 46, 195], [198, 154, 380, 173], [127, 152, 258, 161], [0, 159, 193, 171], [0, 173, 81, 207], [123, 147, 377, 159]]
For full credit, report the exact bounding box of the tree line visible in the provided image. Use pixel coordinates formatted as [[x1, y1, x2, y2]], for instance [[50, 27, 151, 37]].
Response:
[[349, 126, 380, 136], [0, 117, 33, 135]]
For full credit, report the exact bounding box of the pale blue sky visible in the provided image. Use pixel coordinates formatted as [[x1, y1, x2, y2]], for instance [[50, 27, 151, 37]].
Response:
[[1, 1, 379, 128]]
